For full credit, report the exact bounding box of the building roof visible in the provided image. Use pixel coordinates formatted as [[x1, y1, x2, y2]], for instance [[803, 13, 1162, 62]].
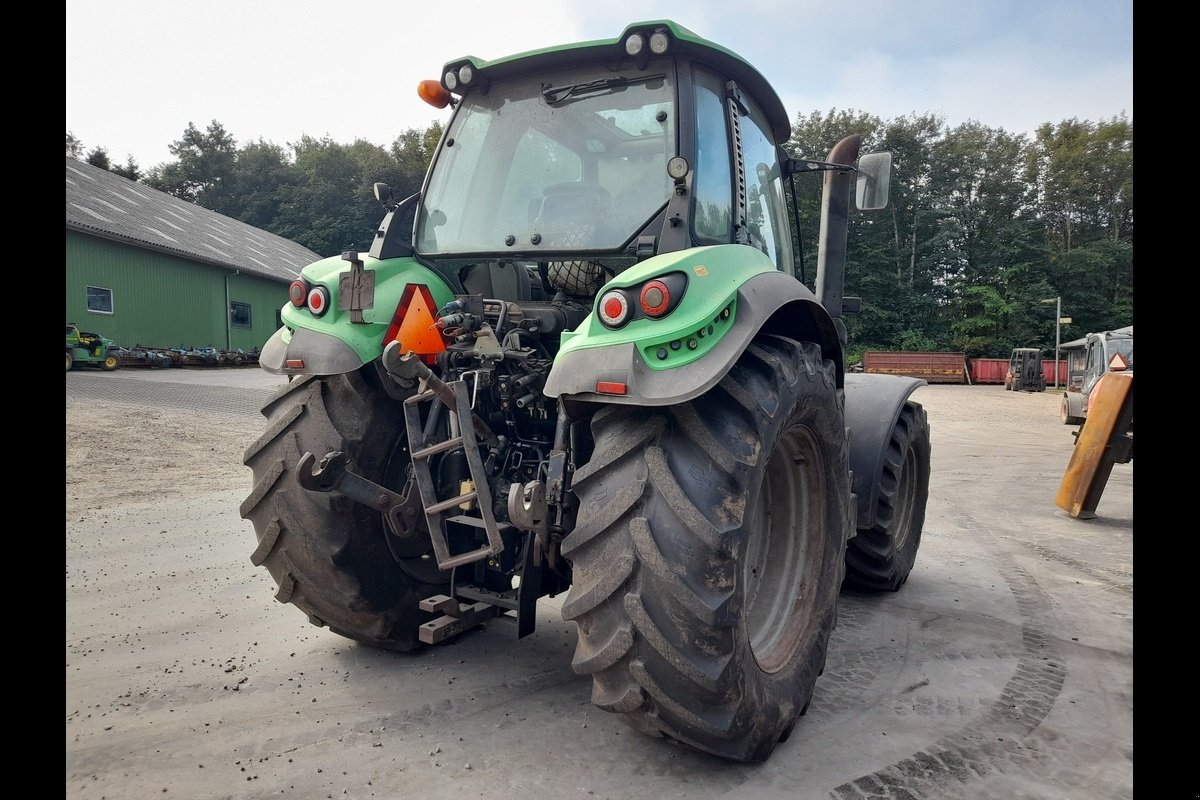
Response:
[[65, 156, 319, 283]]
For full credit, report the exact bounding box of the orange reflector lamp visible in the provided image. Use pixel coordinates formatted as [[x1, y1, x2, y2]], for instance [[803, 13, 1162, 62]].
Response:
[[288, 279, 307, 307], [418, 80, 452, 108], [384, 283, 447, 364], [639, 279, 671, 317], [286, 359, 305, 369], [595, 381, 628, 395]]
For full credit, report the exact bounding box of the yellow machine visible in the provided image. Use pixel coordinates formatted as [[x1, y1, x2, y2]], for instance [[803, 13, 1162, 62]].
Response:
[[1056, 371, 1133, 519]]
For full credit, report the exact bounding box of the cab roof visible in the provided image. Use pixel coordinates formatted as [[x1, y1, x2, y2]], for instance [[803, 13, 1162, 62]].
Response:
[[440, 20, 792, 144]]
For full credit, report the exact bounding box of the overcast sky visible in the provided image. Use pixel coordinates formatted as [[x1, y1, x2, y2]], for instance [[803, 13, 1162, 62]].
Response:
[[66, 0, 1133, 171]]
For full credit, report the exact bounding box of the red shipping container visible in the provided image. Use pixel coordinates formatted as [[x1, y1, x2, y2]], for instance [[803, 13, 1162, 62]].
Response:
[[862, 351, 966, 383], [968, 358, 1008, 384]]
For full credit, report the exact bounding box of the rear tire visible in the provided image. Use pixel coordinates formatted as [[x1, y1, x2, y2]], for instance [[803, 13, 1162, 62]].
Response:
[[843, 401, 931, 592], [240, 367, 448, 651], [562, 336, 850, 762], [66, 351, 74, 371]]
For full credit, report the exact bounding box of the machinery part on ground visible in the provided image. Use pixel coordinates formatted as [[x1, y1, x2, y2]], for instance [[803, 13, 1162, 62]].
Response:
[[1056, 371, 1133, 520], [240, 368, 448, 650], [843, 401, 931, 591], [562, 337, 850, 762]]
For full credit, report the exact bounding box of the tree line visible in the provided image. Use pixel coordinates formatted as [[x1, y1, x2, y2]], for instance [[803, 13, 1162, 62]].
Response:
[[66, 109, 1131, 360]]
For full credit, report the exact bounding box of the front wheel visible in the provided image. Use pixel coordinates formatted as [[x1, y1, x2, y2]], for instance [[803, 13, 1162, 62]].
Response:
[[843, 401, 931, 592], [102, 353, 120, 371], [562, 336, 851, 762], [1061, 395, 1084, 425]]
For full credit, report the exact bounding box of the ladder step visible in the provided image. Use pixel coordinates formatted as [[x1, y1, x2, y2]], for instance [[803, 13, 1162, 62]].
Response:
[[411, 436, 466, 460], [445, 514, 514, 531], [426, 492, 478, 515]]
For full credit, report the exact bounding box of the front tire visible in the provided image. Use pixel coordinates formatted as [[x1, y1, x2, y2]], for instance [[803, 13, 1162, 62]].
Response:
[[102, 353, 120, 371], [240, 367, 448, 651], [562, 336, 851, 762], [843, 401, 931, 592], [1061, 395, 1084, 425]]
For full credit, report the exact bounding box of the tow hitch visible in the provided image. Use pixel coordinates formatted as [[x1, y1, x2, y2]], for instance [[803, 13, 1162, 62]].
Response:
[[296, 450, 423, 539]]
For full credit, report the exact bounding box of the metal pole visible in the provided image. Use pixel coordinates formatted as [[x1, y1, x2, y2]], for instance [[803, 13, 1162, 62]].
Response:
[[1054, 296, 1061, 390]]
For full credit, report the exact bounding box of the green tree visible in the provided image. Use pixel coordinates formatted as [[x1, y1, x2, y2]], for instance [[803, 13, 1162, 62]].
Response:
[[144, 120, 239, 209], [274, 136, 373, 256], [66, 131, 84, 158], [85, 147, 112, 171], [111, 156, 141, 182]]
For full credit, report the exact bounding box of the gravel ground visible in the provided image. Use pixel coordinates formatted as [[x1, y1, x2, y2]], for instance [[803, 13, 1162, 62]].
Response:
[[65, 367, 1133, 799]]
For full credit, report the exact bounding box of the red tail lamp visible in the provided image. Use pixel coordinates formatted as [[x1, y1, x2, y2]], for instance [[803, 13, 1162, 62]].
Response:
[[598, 290, 631, 328], [307, 285, 330, 317]]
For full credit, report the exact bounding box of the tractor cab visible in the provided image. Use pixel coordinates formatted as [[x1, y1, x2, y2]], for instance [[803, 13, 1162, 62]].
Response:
[[372, 20, 888, 314]]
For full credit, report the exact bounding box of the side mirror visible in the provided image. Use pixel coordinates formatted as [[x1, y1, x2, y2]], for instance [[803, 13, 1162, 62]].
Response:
[[374, 182, 396, 208], [856, 152, 892, 211]]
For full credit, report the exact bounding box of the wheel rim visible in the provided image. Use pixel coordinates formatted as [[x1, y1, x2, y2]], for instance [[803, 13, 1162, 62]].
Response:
[[890, 443, 919, 552], [743, 424, 826, 674]]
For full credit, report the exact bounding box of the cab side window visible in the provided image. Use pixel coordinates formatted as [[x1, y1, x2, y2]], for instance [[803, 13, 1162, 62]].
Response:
[[740, 97, 793, 271], [692, 68, 733, 244]]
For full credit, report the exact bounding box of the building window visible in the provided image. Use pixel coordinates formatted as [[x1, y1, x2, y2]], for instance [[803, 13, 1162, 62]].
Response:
[[87, 286, 114, 314], [230, 301, 252, 329]]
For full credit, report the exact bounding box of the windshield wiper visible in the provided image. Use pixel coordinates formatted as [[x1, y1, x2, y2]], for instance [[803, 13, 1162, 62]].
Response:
[[541, 73, 665, 105]]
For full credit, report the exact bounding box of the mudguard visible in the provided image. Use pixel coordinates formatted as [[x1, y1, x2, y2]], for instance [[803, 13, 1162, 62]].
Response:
[[543, 244, 843, 406], [258, 254, 455, 376], [843, 372, 926, 530]]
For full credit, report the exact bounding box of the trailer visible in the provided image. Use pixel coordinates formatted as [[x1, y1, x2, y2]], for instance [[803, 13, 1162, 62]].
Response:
[[862, 351, 966, 383]]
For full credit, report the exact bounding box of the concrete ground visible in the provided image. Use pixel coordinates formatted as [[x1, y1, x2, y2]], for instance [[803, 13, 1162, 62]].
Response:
[[65, 366, 1132, 800]]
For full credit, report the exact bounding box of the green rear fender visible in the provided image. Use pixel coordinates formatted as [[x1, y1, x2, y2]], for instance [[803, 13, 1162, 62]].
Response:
[[543, 244, 842, 406], [259, 255, 455, 376]]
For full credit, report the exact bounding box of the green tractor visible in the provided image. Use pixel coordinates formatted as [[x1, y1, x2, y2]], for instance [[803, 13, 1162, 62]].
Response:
[[242, 20, 931, 763], [66, 323, 120, 371]]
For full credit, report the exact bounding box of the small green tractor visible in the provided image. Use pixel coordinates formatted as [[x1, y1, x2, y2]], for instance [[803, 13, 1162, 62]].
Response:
[[242, 20, 931, 762], [66, 323, 120, 371]]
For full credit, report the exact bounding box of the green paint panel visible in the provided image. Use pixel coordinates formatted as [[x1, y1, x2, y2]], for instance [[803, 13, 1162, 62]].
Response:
[[280, 255, 455, 364], [558, 244, 774, 370]]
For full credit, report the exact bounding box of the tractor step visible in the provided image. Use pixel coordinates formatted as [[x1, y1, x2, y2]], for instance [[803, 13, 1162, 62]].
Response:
[[403, 380, 505, 571]]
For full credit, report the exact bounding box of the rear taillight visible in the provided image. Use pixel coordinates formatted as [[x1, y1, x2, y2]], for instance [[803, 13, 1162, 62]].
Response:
[[639, 280, 671, 317], [598, 272, 687, 328], [307, 286, 330, 317], [598, 290, 631, 328], [288, 279, 307, 307]]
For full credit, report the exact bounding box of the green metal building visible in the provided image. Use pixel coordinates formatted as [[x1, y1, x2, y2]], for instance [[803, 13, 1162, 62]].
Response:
[[66, 156, 321, 352]]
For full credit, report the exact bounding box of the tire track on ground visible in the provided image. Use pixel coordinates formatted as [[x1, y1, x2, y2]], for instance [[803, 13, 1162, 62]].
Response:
[[829, 538, 1068, 799]]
